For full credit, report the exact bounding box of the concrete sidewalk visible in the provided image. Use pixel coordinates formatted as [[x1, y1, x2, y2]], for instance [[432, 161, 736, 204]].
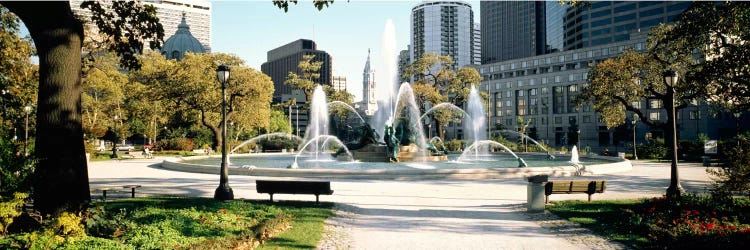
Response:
[[87, 158, 713, 249]]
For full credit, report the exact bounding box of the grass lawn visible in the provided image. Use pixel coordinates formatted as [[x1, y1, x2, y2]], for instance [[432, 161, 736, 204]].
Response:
[[1, 197, 333, 249], [546, 200, 649, 248]]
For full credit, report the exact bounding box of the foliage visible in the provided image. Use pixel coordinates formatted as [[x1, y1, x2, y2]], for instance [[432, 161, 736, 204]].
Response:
[[708, 136, 750, 200], [1, 197, 333, 249], [549, 196, 750, 249], [143, 52, 274, 151], [81, 52, 127, 141], [155, 138, 195, 151], [403, 53, 482, 139], [268, 110, 292, 134], [0, 131, 34, 195], [273, 0, 333, 12], [80, 0, 164, 70], [0, 193, 27, 234], [259, 137, 298, 151], [666, 2, 750, 112], [0, 6, 37, 132], [637, 138, 668, 160], [285, 54, 323, 105], [443, 139, 464, 152]]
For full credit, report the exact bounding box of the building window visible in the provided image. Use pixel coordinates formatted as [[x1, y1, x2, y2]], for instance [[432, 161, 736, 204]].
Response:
[[530, 89, 537, 96], [649, 99, 662, 109], [518, 80, 525, 87], [555, 76, 562, 83], [689, 110, 700, 120], [530, 79, 536, 85], [505, 100, 512, 107], [554, 117, 562, 124], [632, 101, 641, 109], [495, 82, 501, 90], [649, 111, 660, 121], [583, 115, 591, 123], [542, 77, 548, 84]]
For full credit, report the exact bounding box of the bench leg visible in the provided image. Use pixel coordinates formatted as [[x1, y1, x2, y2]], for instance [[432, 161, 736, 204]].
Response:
[[545, 195, 549, 204], [315, 194, 320, 203], [588, 194, 592, 202], [130, 188, 136, 198], [269, 193, 274, 202], [102, 190, 107, 201]]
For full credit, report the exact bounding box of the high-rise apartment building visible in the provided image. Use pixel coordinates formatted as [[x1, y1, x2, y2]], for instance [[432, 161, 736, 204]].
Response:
[[411, 1, 475, 68], [70, 0, 211, 51], [261, 39, 332, 104]]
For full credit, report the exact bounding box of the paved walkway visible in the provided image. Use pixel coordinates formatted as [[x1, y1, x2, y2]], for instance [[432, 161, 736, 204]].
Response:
[[88, 158, 714, 249]]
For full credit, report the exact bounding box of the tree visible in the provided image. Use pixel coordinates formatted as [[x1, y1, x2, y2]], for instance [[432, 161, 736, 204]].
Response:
[[665, 2, 750, 113], [81, 52, 127, 141], [268, 109, 292, 134], [0, 6, 37, 135], [403, 52, 483, 139], [284, 54, 324, 104], [0, 0, 329, 215], [151, 53, 273, 152], [0, 1, 163, 215]]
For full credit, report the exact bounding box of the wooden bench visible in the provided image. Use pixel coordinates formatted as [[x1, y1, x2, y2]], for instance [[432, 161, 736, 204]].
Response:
[[544, 180, 606, 203], [255, 180, 333, 203], [94, 185, 142, 200]]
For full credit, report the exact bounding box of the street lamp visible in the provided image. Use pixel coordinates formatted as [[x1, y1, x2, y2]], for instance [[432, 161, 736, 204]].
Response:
[[111, 115, 119, 158], [23, 105, 32, 156], [663, 69, 683, 200], [734, 112, 742, 146], [632, 113, 639, 160], [214, 64, 234, 201]]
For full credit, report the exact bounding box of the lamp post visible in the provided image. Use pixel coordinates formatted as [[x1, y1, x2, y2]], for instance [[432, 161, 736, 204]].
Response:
[[632, 113, 639, 160], [23, 105, 31, 156], [734, 112, 742, 146], [214, 64, 234, 201], [663, 70, 683, 200], [111, 115, 119, 158]]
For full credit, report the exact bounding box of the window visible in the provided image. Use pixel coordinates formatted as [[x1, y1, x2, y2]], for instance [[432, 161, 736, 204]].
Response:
[[518, 80, 525, 87], [542, 77, 548, 84], [506, 100, 512, 107], [495, 82, 501, 89], [649, 111, 660, 121], [649, 99, 662, 109], [541, 87, 549, 95], [583, 115, 591, 123], [555, 76, 562, 83], [554, 117, 562, 124], [689, 110, 701, 120], [530, 79, 536, 85], [517, 90, 525, 97], [530, 89, 537, 96], [506, 91, 512, 98], [632, 101, 641, 109], [506, 82, 512, 88]]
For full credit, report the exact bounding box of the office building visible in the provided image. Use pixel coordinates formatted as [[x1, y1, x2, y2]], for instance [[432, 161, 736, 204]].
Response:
[[411, 1, 475, 68], [332, 76, 347, 92], [70, 0, 212, 51], [397, 46, 410, 82], [472, 22, 481, 65], [480, 1, 548, 63], [261, 39, 333, 104]]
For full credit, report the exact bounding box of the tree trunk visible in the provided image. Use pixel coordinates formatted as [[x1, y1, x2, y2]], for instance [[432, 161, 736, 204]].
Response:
[[2, 2, 90, 215]]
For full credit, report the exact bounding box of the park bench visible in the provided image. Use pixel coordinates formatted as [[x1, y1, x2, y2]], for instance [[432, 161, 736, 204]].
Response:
[[544, 180, 606, 203], [93, 185, 142, 200], [255, 180, 333, 203]]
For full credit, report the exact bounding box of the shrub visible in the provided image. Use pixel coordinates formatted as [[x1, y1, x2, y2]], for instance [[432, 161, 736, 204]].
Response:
[[708, 136, 750, 200], [0, 133, 35, 195], [155, 138, 195, 151], [0, 193, 27, 234], [638, 138, 667, 159], [443, 139, 463, 151]]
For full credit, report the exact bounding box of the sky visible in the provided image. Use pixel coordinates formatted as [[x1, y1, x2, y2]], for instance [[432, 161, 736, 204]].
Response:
[[210, 0, 482, 102]]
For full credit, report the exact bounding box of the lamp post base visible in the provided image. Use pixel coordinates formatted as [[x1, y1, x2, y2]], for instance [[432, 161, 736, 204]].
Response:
[[666, 185, 684, 201], [214, 185, 234, 201]]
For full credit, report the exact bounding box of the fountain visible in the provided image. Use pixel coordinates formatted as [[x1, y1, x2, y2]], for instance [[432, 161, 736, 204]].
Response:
[[496, 130, 555, 159], [160, 19, 633, 179], [230, 132, 303, 153], [570, 145, 581, 165]]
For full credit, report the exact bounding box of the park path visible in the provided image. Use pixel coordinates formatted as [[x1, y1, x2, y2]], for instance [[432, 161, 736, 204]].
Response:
[[87, 158, 713, 249]]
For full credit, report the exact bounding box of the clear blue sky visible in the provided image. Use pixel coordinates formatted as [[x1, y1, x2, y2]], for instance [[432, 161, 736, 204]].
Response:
[[211, 0, 481, 102]]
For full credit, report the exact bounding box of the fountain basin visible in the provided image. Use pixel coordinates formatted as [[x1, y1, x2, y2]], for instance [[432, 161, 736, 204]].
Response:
[[161, 153, 632, 180]]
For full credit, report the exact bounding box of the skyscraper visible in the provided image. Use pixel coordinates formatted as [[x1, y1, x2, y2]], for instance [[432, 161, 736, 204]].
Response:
[[362, 49, 377, 117], [411, 1, 475, 68], [397, 46, 411, 82], [70, 0, 212, 51], [472, 22, 481, 65], [261, 39, 332, 104], [480, 1, 692, 61], [480, 1, 548, 63], [332, 76, 347, 92]]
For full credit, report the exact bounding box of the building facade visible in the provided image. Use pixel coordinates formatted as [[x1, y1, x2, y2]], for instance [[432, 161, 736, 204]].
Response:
[[361, 49, 378, 117], [397, 47, 411, 82], [411, 1, 475, 68], [472, 22, 481, 65], [332, 76, 347, 92], [261, 39, 332, 104], [480, 1, 548, 63], [474, 31, 743, 153], [70, 0, 211, 51]]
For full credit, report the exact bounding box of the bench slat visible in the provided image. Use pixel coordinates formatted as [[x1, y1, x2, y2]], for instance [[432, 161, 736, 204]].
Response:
[[256, 180, 333, 203], [544, 180, 606, 203]]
